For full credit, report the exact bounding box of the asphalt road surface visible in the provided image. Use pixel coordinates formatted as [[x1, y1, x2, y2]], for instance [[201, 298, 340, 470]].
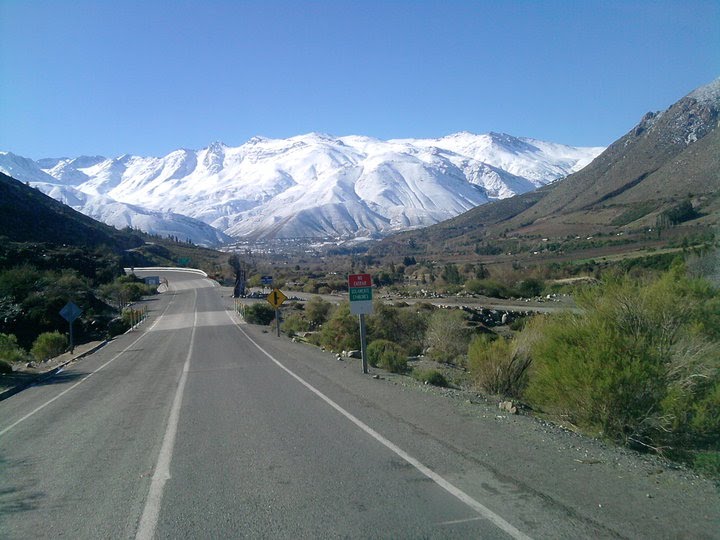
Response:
[[1, 271, 718, 539]]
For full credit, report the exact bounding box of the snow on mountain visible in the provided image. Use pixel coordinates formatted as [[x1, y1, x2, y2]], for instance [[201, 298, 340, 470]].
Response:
[[0, 151, 232, 247], [30, 181, 232, 246], [1, 132, 604, 241], [398, 132, 604, 186], [0, 152, 58, 184]]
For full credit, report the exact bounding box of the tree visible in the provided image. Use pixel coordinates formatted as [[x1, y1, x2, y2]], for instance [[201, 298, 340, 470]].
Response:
[[228, 254, 247, 297], [475, 264, 490, 279], [441, 263, 462, 285]]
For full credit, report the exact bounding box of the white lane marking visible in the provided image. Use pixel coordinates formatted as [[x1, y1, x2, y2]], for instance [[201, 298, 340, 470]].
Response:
[[0, 294, 176, 438], [438, 516, 487, 526], [135, 288, 198, 540], [225, 309, 532, 540]]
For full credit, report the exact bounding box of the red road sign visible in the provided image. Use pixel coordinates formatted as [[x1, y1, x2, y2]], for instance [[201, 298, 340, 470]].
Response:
[[348, 273, 372, 288]]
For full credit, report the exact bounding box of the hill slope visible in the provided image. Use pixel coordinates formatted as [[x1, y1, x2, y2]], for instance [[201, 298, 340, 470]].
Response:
[[0, 171, 142, 249], [374, 78, 720, 259]]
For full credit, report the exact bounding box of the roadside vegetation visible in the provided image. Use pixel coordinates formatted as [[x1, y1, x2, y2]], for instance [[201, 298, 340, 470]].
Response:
[[519, 261, 719, 475], [0, 243, 159, 367], [240, 247, 719, 478]]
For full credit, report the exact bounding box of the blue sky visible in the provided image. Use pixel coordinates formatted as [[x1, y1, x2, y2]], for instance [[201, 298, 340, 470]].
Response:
[[1, 1, 718, 159]]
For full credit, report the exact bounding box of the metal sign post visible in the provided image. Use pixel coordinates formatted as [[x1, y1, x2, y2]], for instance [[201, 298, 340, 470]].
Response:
[[266, 288, 288, 337], [348, 274, 373, 374], [358, 314, 368, 374]]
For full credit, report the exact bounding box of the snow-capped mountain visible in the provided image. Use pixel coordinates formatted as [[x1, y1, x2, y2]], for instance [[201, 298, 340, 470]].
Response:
[[0, 152, 231, 246], [1, 132, 603, 241], [32, 182, 232, 246]]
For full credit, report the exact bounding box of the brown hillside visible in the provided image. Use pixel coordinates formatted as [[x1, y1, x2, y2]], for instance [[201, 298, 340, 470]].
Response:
[[372, 78, 720, 260]]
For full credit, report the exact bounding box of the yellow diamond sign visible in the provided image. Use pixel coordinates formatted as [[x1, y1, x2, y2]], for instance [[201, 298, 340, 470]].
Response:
[[266, 288, 288, 309]]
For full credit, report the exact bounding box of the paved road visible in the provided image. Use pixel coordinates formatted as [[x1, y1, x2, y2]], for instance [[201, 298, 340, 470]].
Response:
[[1, 271, 718, 539]]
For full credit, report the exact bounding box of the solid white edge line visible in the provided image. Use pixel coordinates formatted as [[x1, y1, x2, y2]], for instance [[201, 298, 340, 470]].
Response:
[[135, 288, 198, 540], [0, 292, 176, 438], [225, 308, 532, 540]]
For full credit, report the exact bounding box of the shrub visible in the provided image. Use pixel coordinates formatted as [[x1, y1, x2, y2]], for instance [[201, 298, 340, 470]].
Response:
[[282, 313, 310, 336], [425, 309, 470, 365], [413, 368, 448, 387], [318, 302, 360, 351], [468, 333, 532, 398], [305, 296, 331, 329], [244, 303, 276, 325], [107, 316, 130, 337], [31, 331, 68, 361], [0, 359, 12, 373], [368, 302, 427, 356], [0, 333, 26, 363], [465, 279, 511, 298], [99, 275, 155, 307], [515, 278, 544, 298], [693, 451, 720, 479], [121, 308, 144, 327], [525, 269, 720, 454], [367, 339, 407, 373], [509, 316, 529, 331]]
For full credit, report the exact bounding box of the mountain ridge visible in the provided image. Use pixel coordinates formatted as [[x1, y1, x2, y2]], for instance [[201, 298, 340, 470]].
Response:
[[371, 77, 720, 259], [1, 131, 603, 242]]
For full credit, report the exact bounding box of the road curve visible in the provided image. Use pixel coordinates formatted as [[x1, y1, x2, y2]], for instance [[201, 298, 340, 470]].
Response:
[[1, 271, 717, 539]]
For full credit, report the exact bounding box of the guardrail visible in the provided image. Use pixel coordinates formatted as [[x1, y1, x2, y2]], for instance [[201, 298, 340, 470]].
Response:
[[123, 267, 208, 277]]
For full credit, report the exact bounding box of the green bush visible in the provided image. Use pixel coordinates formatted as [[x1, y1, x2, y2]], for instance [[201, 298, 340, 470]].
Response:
[[305, 296, 331, 329], [121, 307, 144, 327], [99, 275, 156, 307], [368, 302, 427, 356], [509, 316, 529, 331], [413, 368, 448, 387], [524, 269, 720, 454], [282, 313, 310, 336], [244, 303, 276, 325], [107, 316, 130, 337], [515, 278, 545, 298], [318, 302, 359, 351], [0, 359, 13, 373], [693, 451, 720, 479], [367, 339, 407, 373], [31, 331, 68, 361], [465, 279, 511, 298], [0, 333, 26, 363]]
